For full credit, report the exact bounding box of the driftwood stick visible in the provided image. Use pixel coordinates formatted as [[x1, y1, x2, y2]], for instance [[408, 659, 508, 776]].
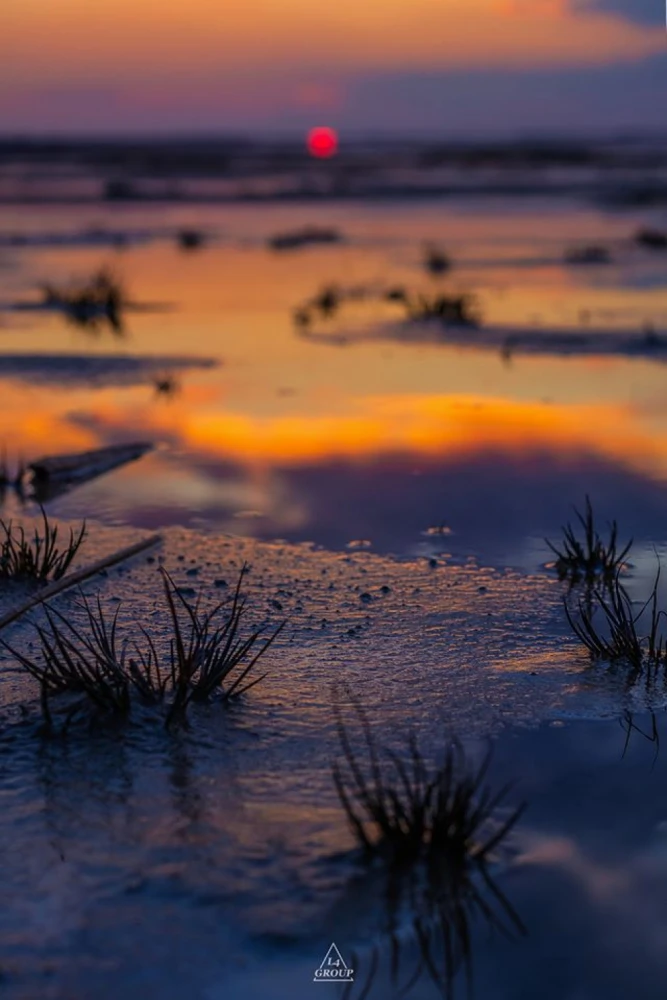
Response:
[[0, 533, 162, 632]]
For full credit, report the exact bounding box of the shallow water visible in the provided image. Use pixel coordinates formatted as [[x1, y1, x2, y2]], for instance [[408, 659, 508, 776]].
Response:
[[0, 526, 664, 997], [2, 177, 667, 997], [1, 196, 667, 570]]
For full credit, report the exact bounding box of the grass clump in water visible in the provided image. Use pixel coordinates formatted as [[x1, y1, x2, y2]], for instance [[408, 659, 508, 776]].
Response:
[[546, 496, 631, 587], [0, 507, 85, 584], [423, 243, 451, 276], [334, 698, 525, 1000], [2, 564, 284, 728], [403, 293, 480, 328], [40, 267, 126, 333], [565, 569, 666, 677], [176, 228, 206, 251], [333, 699, 523, 868]]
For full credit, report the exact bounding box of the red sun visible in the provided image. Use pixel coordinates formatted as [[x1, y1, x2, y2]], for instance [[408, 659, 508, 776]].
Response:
[[307, 127, 339, 159]]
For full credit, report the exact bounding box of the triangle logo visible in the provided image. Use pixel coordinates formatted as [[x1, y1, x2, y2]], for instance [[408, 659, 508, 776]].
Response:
[[313, 942, 354, 983]]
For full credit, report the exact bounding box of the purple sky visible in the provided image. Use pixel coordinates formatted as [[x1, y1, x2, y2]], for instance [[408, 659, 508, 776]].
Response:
[[1, 0, 666, 136]]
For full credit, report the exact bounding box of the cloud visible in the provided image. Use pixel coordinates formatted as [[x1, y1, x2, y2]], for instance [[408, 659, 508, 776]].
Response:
[[341, 55, 667, 136], [578, 0, 664, 26], [1, 0, 665, 133]]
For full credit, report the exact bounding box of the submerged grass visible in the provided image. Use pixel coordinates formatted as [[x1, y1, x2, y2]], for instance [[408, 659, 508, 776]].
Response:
[[334, 697, 525, 999], [0, 507, 85, 583], [1, 564, 284, 729], [546, 496, 631, 587]]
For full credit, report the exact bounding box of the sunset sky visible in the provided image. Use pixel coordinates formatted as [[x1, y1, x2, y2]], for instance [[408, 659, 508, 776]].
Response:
[[2, 0, 666, 135]]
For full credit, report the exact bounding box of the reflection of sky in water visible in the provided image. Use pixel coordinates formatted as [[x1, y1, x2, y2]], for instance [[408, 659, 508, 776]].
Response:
[[3, 194, 667, 997], [2, 199, 667, 569]]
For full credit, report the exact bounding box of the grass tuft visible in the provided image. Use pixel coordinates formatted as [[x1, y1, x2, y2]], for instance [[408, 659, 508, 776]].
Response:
[[333, 698, 523, 868], [334, 697, 525, 1000], [403, 293, 480, 328], [176, 228, 206, 251], [1, 564, 284, 728], [423, 243, 451, 276], [40, 267, 126, 333], [546, 496, 631, 586], [565, 568, 666, 676], [0, 507, 85, 583], [157, 566, 285, 724]]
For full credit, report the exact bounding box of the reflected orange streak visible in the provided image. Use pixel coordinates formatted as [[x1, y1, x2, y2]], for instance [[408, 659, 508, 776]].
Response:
[[185, 396, 667, 471], [36, 391, 667, 478]]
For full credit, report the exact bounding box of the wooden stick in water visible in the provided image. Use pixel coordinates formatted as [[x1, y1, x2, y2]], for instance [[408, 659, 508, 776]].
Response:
[[0, 533, 162, 632]]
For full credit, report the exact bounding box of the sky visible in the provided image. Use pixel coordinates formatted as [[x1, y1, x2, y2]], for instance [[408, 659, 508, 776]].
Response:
[[1, 0, 666, 136]]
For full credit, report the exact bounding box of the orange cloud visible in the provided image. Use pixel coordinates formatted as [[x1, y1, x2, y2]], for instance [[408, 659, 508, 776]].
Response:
[[2, 0, 664, 97]]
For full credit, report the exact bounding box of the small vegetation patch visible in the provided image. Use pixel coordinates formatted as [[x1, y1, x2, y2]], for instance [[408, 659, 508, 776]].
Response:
[[546, 496, 631, 587], [0, 507, 85, 584], [403, 292, 480, 328], [334, 698, 525, 999], [2, 565, 284, 729], [333, 699, 523, 868], [176, 228, 207, 251], [292, 282, 481, 334], [423, 243, 451, 276], [565, 569, 666, 677], [40, 267, 126, 333]]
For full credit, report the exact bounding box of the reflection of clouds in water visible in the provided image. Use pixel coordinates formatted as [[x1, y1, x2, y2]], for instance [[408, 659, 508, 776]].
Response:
[[45, 419, 667, 565], [0, 353, 217, 389], [514, 828, 667, 973], [300, 318, 667, 363]]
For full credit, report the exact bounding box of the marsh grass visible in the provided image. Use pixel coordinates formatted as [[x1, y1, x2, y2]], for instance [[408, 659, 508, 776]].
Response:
[[152, 373, 180, 397], [334, 698, 524, 1000], [1, 564, 284, 728], [333, 699, 523, 868], [157, 566, 285, 724], [565, 569, 666, 676], [6, 597, 132, 726], [41, 267, 126, 333], [423, 244, 451, 276], [620, 711, 660, 762], [403, 293, 480, 328], [176, 228, 206, 251], [0, 507, 85, 583], [546, 496, 631, 586]]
